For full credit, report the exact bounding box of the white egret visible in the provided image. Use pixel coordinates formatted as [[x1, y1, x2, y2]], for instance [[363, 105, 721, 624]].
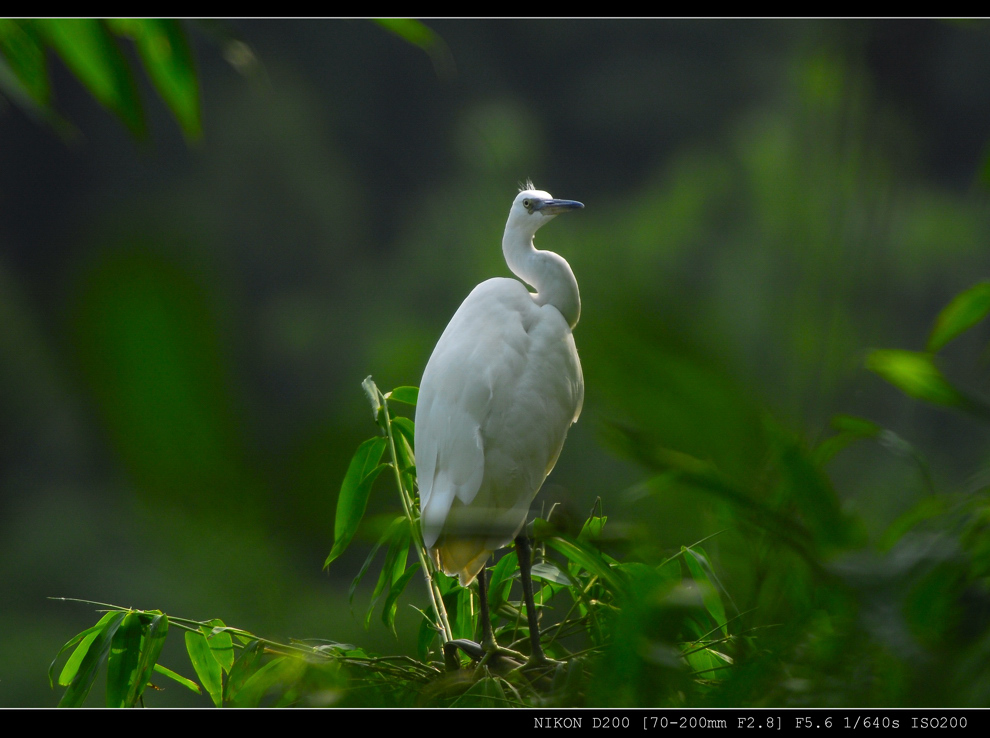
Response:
[[415, 183, 584, 667]]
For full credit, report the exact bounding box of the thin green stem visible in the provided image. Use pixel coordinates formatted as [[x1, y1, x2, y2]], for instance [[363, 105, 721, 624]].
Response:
[[379, 391, 453, 644]]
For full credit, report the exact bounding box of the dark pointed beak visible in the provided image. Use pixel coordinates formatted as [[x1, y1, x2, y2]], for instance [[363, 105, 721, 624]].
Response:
[[538, 199, 584, 215]]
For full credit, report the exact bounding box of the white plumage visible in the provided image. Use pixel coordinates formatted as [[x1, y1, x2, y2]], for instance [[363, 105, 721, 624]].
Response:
[[416, 187, 584, 587]]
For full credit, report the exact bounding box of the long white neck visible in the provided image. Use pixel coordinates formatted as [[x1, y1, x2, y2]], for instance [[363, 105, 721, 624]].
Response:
[[502, 218, 581, 329]]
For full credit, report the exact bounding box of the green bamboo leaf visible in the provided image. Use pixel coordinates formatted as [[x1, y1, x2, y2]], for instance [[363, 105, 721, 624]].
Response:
[[153, 663, 201, 694], [381, 562, 421, 634], [450, 585, 476, 641], [202, 620, 235, 673], [774, 431, 855, 550], [185, 630, 223, 707], [531, 560, 571, 585], [684, 645, 723, 678], [34, 19, 145, 137], [879, 495, 953, 552], [640, 459, 820, 568], [386, 386, 419, 406], [534, 520, 622, 591], [682, 547, 727, 636], [372, 519, 410, 602], [866, 349, 965, 408], [654, 558, 682, 586], [390, 415, 416, 470], [578, 515, 607, 542], [372, 19, 454, 78], [349, 515, 406, 609], [928, 282, 990, 353], [57, 631, 101, 688], [325, 435, 388, 567], [815, 414, 882, 465], [455, 674, 508, 707], [0, 19, 50, 105], [366, 518, 410, 628], [229, 656, 304, 708], [50, 611, 118, 688], [227, 627, 258, 646], [416, 607, 439, 661], [832, 413, 882, 437], [106, 19, 201, 140], [487, 550, 518, 613], [362, 375, 383, 421], [224, 639, 264, 705], [58, 611, 126, 707], [127, 613, 168, 706], [106, 611, 143, 707]]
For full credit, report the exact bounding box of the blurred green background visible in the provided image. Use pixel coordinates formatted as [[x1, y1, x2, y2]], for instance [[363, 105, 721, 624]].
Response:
[[3, 19, 990, 706]]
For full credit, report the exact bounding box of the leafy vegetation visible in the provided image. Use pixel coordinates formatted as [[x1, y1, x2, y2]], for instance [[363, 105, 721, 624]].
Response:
[[0, 18, 202, 140], [49, 283, 990, 704], [7, 19, 990, 708]]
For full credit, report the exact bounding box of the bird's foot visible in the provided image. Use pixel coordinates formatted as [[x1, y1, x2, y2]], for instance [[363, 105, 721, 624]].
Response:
[[478, 641, 526, 671], [443, 639, 526, 672], [521, 652, 564, 673]]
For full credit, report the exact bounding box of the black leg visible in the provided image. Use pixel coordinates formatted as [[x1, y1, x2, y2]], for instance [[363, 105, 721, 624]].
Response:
[[515, 533, 555, 666], [478, 566, 498, 652], [472, 563, 526, 670]]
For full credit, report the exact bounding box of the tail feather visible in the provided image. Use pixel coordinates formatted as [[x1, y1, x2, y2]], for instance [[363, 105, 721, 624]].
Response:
[[433, 539, 492, 587]]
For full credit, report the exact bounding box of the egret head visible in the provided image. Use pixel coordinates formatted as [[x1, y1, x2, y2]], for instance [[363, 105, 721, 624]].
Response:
[[508, 186, 584, 235]]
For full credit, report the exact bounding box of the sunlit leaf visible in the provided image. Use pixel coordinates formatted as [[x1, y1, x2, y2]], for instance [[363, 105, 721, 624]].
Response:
[[106, 611, 143, 707], [927, 282, 990, 353], [684, 644, 720, 677], [325, 436, 387, 567], [386, 386, 418, 406], [866, 349, 965, 408], [127, 613, 168, 706], [390, 415, 416, 471], [185, 630, 223, 707], [50, 611, 118, 688], [578, 514, 607, 542], [153, 663, 201, 694], [202, 620, 235, 673], [58, 611, 126, 707]]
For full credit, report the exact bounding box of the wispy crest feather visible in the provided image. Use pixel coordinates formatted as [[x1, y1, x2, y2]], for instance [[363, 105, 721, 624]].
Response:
[[518, 178, 536, 192]]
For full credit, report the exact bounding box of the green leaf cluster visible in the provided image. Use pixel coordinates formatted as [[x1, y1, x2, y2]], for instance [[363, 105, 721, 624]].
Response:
[[50, 608, 172, 707], [55, 274, 990, 705], [0, 18, 201, 140], [866, 281, 990, 417]]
